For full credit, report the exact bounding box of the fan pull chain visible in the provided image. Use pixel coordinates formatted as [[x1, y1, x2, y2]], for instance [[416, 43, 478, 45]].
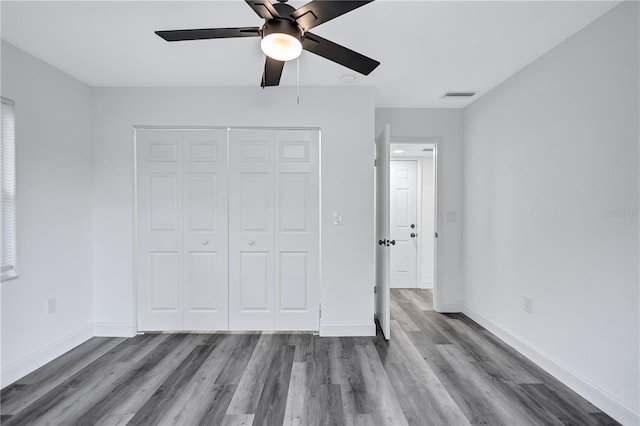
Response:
[[262, 53, 266, 89], [296, 56, 300, 105]]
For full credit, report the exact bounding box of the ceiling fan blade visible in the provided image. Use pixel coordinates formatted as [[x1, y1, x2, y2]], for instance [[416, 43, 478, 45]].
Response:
[[245, 0, 280, 20], [302, 32, 380, 75], [155, 27, 261, 42], [262, 57, 285, 87], [291, 0, 372, 31]]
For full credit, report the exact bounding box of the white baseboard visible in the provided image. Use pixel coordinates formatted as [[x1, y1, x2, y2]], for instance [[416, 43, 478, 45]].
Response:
[[436, 300, 462, 313], [93, 322, 136, 337], [0, 323, 94, 388], [319, 323, 376, 337], [419, 281, 434, 289], [462, 303, 639, 426]]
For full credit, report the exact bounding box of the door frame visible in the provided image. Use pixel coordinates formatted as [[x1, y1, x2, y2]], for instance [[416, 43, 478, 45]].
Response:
[[133, 125, 322, 333], [386, 136, 442, 311]]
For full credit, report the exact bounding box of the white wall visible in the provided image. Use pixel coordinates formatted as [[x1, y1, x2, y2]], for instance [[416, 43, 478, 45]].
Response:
[[92, 86, 376, 337], [0, 42, 94, 385], [376, 109, 464, 310], [463, 3, 639, 424], [420, 154, 434, 288]]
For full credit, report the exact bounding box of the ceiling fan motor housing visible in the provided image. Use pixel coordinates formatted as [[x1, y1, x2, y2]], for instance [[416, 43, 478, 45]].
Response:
[[262, 18, 303, 41]]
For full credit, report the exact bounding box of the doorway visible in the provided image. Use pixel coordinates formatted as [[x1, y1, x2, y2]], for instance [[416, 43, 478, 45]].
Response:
[[375, 126, 440, 340], [389, 144, 435, 290]]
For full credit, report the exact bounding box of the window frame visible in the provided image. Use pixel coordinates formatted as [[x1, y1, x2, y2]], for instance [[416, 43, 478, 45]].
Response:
[[1, 96, 18, 282]]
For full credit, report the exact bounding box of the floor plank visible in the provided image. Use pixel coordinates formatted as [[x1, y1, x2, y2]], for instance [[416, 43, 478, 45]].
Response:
[[214, 334, 261, 385], [158, 335, 239, 424], [128, 342, 218, 425], [356, 343, 409, 425], [0, 336, 126, 415], [72, 334, 198, 424], [226, 334, 287, 415], [252, 345, 296, 426]]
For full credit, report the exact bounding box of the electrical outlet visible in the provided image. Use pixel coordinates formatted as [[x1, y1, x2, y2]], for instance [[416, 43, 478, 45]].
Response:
[[47, 297, 57, 315], [523, 296, 533, 314], [446, 212, 457, 223]]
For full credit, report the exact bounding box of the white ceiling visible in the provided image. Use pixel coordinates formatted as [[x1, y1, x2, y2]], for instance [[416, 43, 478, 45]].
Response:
[[1, 1, 619, 107]]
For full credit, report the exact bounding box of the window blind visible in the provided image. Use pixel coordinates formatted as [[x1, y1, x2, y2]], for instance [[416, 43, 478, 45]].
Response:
[[1, 97, 17, 281]]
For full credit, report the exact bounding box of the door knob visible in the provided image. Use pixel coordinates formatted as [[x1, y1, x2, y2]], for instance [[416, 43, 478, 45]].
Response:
[[248, 240, 255, 245], [410, 224, 416, 229], [202, 240, 209, 245], [410, 233, 416, 238], [378, 239, 385, 246], [386, 240, 396, 246]]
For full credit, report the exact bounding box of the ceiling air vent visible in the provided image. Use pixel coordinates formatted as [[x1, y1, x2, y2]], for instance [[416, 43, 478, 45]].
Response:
[[442, 91, 477, 99]]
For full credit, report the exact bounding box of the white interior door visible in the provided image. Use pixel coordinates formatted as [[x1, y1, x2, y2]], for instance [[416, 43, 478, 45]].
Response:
[[137, 130, 183, 331], [274, 130, 320, 331], [228, 129, 319, 331], [137, 129, 228, 331], [375, 125, 391, 340], [390, 160, 418, 288], [138, 127, 318, 332], [182, 129, 228, 330], [228, 130, 275, 330]]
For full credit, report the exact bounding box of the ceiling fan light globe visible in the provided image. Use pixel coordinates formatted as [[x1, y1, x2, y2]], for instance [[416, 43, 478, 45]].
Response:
[[261, 33, 302, 62]]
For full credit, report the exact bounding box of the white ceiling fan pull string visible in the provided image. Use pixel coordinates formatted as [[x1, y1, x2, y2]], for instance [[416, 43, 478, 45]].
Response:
[[262, 53, 266, 89]]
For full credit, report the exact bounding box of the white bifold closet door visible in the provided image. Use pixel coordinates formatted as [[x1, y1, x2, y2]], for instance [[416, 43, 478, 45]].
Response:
[[228, 129, 319, 331], [137, 129, 228, 331]]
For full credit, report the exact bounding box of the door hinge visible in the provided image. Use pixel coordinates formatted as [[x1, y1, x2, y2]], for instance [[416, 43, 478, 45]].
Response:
[[374, 285, 377, 294], [374, 159, 377, 167], [435, 232, 438, 238]]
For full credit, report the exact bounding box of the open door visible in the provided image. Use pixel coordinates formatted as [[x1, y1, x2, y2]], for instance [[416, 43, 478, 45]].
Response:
[[375, 124, 391, 340]]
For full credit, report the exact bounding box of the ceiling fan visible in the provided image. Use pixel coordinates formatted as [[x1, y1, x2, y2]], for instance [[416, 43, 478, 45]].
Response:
[[155, 0, 380, 87]]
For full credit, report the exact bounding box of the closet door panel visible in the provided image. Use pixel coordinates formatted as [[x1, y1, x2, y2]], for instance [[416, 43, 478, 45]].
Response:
[[182, 129, 228, 330], [240, 252, 270, 310], [149, 252, 180, 310], [274, 130, 320, 330], [138, 128, 319, 333], [137, 130, 183, 331], [278, 251, 309, 310], [229, 130, 275, 330], [185, 252, 218, 308]]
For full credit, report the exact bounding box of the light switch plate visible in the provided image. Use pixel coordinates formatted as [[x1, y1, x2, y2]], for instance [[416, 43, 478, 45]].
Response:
[[47, 297, 57, 315], [333, 212, 343, 225], [446, 212, 457, 223]]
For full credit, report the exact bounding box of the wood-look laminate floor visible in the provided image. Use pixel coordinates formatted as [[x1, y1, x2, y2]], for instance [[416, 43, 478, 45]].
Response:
[[1, 289, 618, 426]]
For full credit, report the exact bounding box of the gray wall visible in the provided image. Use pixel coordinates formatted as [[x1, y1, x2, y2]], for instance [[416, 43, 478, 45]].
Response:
[[92, 86, 377, 337], [463, 3, 639, 423], [0, 42, 94, 385]]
